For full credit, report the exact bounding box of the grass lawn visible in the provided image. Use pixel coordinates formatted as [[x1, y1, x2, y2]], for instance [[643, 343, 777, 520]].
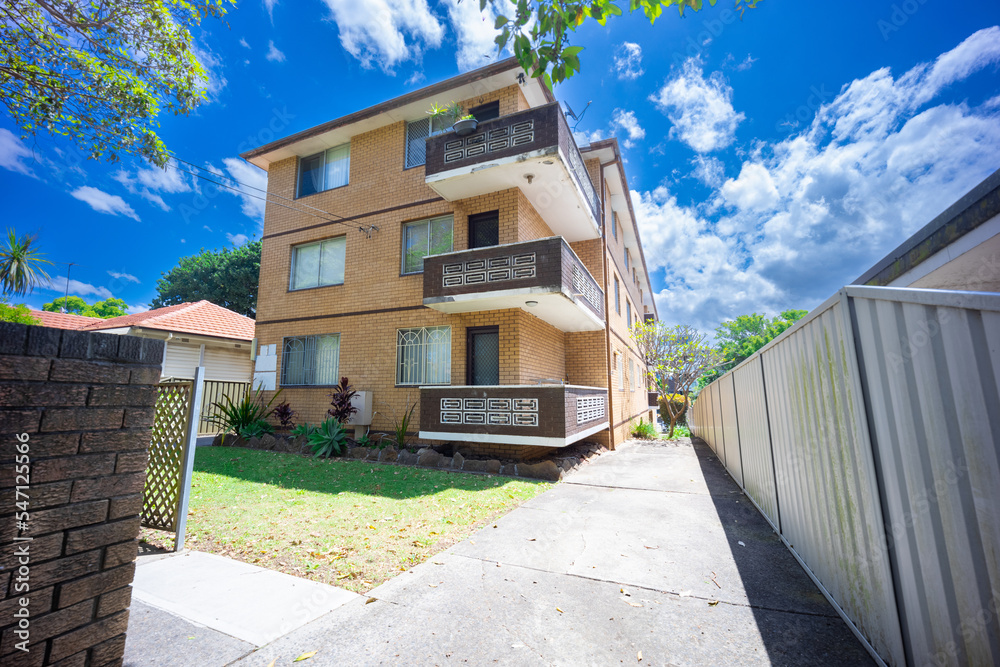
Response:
[[139, 447, 550, 594]]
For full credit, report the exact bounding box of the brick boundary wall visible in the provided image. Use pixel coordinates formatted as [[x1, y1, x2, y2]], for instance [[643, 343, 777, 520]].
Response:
[[0, 323, 163, 667]]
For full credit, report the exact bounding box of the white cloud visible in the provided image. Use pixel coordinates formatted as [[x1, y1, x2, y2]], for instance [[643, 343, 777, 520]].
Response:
[[263, 0, 278, 21], [127, 302, 150, 314], [443, 0, 503, 72], [573, 128, 605, 147], [239, 37, 251, 49], [203, 225, 214, 232], [0, 129, 37, 176], [108, 271, 140, 284], [266, 40, 286, 63], [405, 71, 426, 86], [690, 155, 725, 187], [69, 186, 140, 221], [41, 275, 114, 300], [651, 58, 745, 153], [614, 42, 644, 80], [735, 54, 756, 71], [635, 28, 1000, 333], [611, 109, 645, 148], [192, 42, 227, 98], [208, 158, 268, 223], [112, 161, 192, 211], [226, 232, 250, 246], [320, 0, 444, 72]]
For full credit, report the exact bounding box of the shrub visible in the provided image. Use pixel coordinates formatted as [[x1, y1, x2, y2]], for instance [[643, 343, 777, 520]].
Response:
[[240, 419, 273, 439], [631, 418, 657, 440], [208, 386, 282, 445], [273, 402, 296, 429], [658, 393, 688, 427], [309, 419, 348, 458], [328, 377, 358, 424]]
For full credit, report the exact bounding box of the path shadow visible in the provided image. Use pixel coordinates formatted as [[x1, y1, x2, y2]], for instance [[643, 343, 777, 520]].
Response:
[[689, 435, 876, 666]]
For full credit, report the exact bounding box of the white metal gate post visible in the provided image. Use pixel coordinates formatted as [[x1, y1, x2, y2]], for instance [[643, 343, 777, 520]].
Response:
[[174, 366, 205, 551]]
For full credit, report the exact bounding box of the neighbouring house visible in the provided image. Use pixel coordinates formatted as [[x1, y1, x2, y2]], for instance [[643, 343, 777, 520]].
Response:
[[241, 58, 657, 459], [854, 167, 1000, 292], [29, 308, 102, 330]]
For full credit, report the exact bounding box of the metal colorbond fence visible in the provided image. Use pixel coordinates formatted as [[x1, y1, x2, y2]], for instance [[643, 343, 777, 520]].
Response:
[[198, 380, 251, 435], [690, 285, 1000, 667]]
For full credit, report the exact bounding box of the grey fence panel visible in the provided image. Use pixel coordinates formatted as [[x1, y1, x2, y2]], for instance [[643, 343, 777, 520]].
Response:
[[720, 372, 743, 487], [849, 286, 1000, 666], [761, 297, 905, 665], [732, 357, 780, 529], [712, 380, 726, 465]]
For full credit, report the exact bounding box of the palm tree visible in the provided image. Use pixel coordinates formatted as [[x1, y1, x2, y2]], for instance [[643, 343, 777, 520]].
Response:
[[0, 229, 53, 297]]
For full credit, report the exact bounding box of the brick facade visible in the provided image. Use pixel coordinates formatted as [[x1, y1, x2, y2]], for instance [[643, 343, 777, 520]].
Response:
[[253, 77, 654, 457], [0, 323, 162, 667]]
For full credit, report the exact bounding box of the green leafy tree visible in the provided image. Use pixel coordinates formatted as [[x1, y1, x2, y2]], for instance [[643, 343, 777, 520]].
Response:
[[1, 0, 232, 167], [151, 240, 261, 318], [699, 309, 807, 387], [43, 296, 128, 318], [631, 321, 722, 438], [0, 229, 52, 297], [487, 0, 760, 87], [0, 297, 41, 324]]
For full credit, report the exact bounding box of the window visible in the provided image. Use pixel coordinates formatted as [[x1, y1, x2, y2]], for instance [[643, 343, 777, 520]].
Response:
[[625, 248, 630, 272], [611, 212, 618, 240], [290, 237, 345, 290], [397, 326, 451, 385], [614, 275, 620, 315], [405, 116, 449, 168], [281, 334, 340, 386], [469, 100, 500, 121], [629, 359, 635, 391], [626, 300, 632, 326], [468, 211, 499, 249], [298, 143, 350, 197], [616, 353, 624, 390], [402, 215, 453, 274]]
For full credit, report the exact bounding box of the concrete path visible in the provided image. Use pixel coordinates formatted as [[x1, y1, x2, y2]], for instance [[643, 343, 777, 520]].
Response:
[[215, 439, 874, 666]]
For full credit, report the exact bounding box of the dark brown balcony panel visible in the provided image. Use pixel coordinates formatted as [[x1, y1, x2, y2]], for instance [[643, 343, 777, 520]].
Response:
[[423, 237, 604, 332], [424, 102, 601, 242], [418, 385, 609, 448]]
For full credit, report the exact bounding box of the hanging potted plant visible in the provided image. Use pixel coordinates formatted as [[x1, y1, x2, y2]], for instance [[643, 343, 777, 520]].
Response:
[[427, 101, 478, 136]]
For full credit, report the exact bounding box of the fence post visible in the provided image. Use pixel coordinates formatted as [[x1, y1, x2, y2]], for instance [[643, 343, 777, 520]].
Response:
[[175, 366, 205, 552]]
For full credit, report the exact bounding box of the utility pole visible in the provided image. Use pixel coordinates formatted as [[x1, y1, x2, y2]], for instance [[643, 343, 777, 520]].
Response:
[[61, 262, 76, 313]]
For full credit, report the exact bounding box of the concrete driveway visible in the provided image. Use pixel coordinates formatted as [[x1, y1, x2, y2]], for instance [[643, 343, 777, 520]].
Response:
[[220, 438, 874, 666]]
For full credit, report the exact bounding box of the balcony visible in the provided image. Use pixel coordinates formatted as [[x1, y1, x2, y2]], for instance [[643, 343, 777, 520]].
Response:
[[422, 237, 604, 332], [424, 102, 601, 241], [418, 385, 609, 448]]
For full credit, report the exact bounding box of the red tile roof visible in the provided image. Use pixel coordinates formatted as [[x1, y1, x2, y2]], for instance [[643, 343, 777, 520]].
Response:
[[80, 301, 255, 341], [30, 309, 101, 330]]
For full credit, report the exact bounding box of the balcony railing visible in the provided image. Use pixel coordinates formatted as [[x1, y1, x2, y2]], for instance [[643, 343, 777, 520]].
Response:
[[422, 236, 604, 332], [424, 103, 601, 241], [418, 384, 609, 448]]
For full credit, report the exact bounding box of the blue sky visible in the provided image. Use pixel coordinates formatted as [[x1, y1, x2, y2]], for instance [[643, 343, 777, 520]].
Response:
[[1, 0, 998, 332]]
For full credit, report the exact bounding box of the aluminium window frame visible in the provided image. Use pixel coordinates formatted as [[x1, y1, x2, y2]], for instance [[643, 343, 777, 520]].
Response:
[[288, 235, 347, 291], [296, 142, 351, 198]]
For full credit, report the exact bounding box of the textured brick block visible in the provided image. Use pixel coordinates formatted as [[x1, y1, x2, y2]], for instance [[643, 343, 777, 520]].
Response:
[[0, 433, 80, 462], [95, 586, 131, 618], [116, 334, 143, 363], [114, 451, 148, 474], [122, 406, 156, 428], [32, 454, 116, 484], [58, 331, 91, 359], [0, 409, 41, 433], [89, 333, 120, 361], [91, 633, 127, 664], [0, 585, 53, 622], [25, 326, 61, 357], [0, 532, 63, 570], [103, 540, 138, 569], [40, 408, 124, 433], [128, 365, 162, 386], [12, 481, 72, 510], [140, 338, 164, 365], [49, 610, 129, 662], [30, 500, 108, 537], [65, 518, 140, 555], [0, 322, 27, 354], [108, 494, 142, 520], [0, 355, 50, 381], [79, 429, 150, 453], [28, 550, 101, 589], [48, 360, 129, 385], [0, 643, 44, 666], [87, 384, 157, 408], [0, 599, 94, 655], [70, 473, 144, 503], [56, 562, 134, 609], [50, 651, 87, 667], [0, 383, 89, 408]]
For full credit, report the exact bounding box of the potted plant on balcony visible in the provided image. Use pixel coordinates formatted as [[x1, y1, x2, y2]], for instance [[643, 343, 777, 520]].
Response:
[[427, 101, 479, 137]]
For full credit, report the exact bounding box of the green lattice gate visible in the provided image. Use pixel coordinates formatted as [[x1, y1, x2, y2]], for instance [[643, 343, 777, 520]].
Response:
[[141, 369, 204, 550]]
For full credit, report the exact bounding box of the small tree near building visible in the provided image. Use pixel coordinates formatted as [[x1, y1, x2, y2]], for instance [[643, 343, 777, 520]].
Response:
[[631, 321, 722, 438]]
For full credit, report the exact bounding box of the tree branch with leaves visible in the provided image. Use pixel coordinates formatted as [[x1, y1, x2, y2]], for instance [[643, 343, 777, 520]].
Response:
[[485, 0, 760, 88]]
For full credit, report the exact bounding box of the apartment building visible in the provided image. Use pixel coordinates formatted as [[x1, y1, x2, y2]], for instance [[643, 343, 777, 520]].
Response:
[[241, 58, 657, 459]]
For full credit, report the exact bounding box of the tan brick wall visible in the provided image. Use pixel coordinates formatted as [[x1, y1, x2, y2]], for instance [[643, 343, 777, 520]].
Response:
[[514, 311, 565, 383]]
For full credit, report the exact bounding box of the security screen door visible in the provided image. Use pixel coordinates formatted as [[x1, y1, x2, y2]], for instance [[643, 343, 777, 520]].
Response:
[[467, 326, 500, 385]]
